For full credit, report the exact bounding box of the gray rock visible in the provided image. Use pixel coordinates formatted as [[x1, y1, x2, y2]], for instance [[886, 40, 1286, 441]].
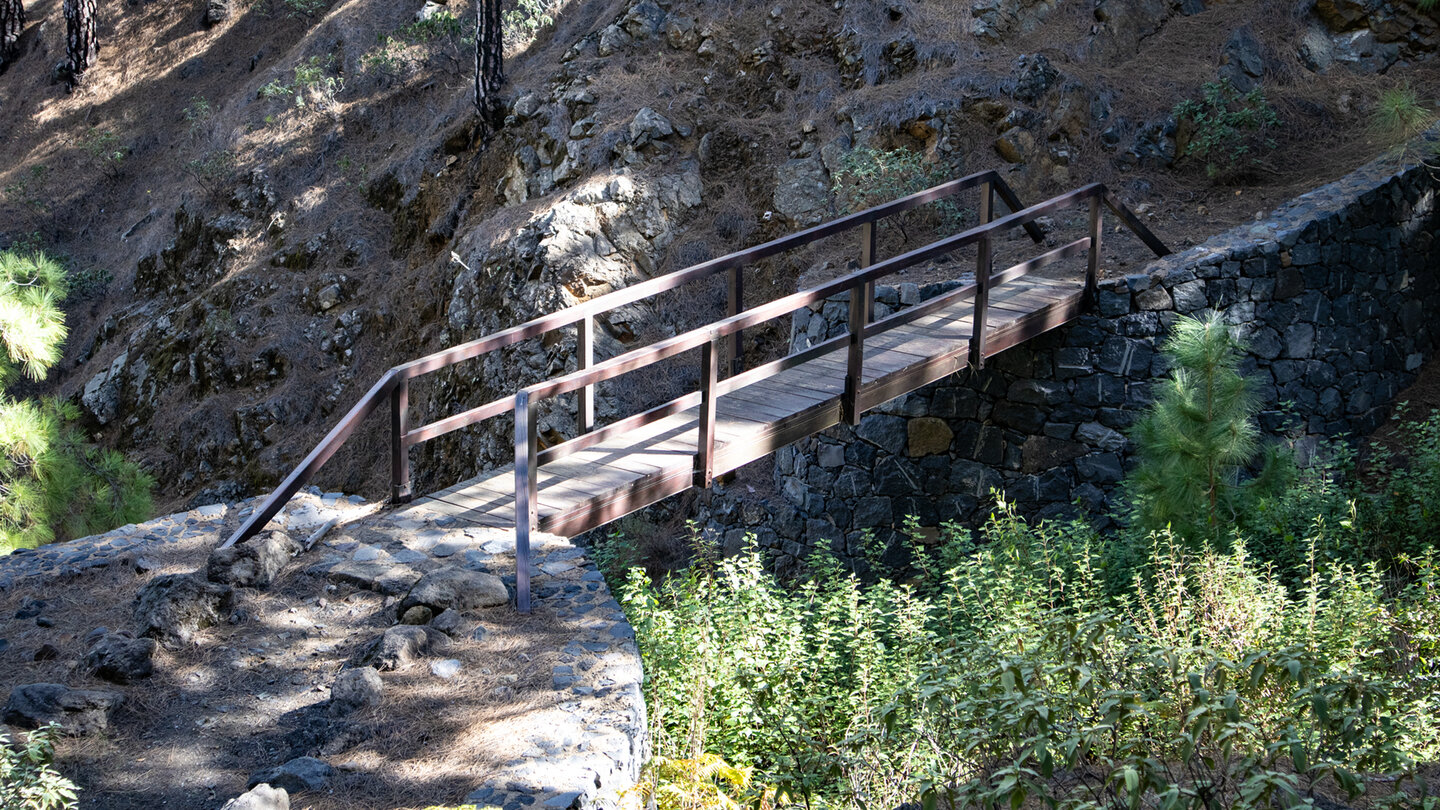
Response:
[[84, 633, 157, 684], [329, 667, 383, 716], [134, 574, 234, 649], [400, 567, 509, 615], [207, 531, 299, 588], [2, 683, 125, 735], [629, 107, 674, 144], [1220, 27, 1265, 92], [81, 351, 127, 426], [323, 560, 422, 595], [430, 659, 462, 678], [429, 608, 465, 637], [203, 0, 231, 26], [773, 157, 830, 226], [248, 757, 334, 794], [400, 605, 433, 625], [368, 625, 451, 672], [221, 784, 289, 810]]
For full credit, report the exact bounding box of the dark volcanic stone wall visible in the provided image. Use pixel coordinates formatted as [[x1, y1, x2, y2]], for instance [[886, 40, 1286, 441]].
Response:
[[700, 136, 1440, 571]]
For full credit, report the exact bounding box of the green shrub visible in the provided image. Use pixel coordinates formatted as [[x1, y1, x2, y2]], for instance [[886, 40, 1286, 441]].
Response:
[[257, 56, 342, 112], [0, 724, 80, 810], [1173, 79, 1280, 182], [1374, 85, 1435, 140], [830, 145, 968, 241], [622, 504, 1439, 808], [503, 0, 557, 47], [78, 128, 127, 180]]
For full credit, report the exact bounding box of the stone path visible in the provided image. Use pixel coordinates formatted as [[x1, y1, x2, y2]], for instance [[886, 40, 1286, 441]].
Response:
[[0, 490, 648, 810]]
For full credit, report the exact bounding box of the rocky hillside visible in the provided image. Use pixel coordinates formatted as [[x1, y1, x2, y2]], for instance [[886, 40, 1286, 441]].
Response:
[[0, 0, 1435, 512]]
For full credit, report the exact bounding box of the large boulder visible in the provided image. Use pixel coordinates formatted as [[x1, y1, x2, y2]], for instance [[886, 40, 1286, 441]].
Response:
[[84, 632, 157, 684], [207, 531, 300, 588], [221, 784, 289, 810], [133, 574, 234, 649], [248, 757, 334, 794], [399, 567, 509, 615], [366, 626, 450, 672], [2, 683, 125, 735], [772, 157, 830, 227], [328, 667, 383, 716]]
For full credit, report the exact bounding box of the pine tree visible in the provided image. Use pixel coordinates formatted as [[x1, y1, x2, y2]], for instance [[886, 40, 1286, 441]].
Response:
[[62, 0, 96, 88], [473, 0, 504, 134], [0, 0, 23, 66], [1128, 314, 1285, 539], [0, 250, 153, 553]]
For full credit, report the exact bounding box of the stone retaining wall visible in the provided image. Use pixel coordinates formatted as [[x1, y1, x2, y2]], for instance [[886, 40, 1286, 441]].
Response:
[[700, 135, 1440, 571]]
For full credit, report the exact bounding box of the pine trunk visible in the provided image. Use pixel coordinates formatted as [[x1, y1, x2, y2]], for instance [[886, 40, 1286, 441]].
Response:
[[473, 0, 504, 135], [0, 0, 24, 65], [63, 0, 97, 87]]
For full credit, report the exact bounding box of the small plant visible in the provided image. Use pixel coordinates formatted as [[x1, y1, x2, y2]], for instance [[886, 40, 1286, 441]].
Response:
[[185, 149, 238, 198], [78, 128, 128, 179], [281, 0, 325, 18], [629, 754, 768, 810], [503, 0, 557, 47], [1374, 84, 1435, 140], [1173, 79, 1280, 182], [0, 724, 80, 810], [3, 165, 50, 213], [831, 145, 968, 240], [1127, 314, 1290, 540], [183, 95, 214, 139], [399, 9, 465, 42], [257, 56, 343, 113], [361, 37, 407, 78]]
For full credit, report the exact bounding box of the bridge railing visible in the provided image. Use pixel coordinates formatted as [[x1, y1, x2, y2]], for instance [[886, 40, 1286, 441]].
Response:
[[221, 169, 1037, 553]]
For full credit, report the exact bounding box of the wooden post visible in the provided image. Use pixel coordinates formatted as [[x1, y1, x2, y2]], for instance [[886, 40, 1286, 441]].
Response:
[[1086, 194, 1103, 300], [727, 265, 744, 376], [513, 390, 537, 614], [979, 181, 993, 225], [577, 315, 594, 434], [695, 337, 719, 487], [969, 232, 992, 369], [843, 283, 867, 425], [859, 221, 876, 323], [390, 377, 412, 503]]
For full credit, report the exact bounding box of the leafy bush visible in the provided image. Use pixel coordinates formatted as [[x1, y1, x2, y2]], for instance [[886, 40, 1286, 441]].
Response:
[[503, 0, 557, 47], [258, 56, 342, 112], [0, 724, 80, 810], [1173, 79, 1280, 182], [830, 145, 968, 241], [621, 505, 1439, 808], [185, 149, 238, 198], [78, 128, 127, 180]]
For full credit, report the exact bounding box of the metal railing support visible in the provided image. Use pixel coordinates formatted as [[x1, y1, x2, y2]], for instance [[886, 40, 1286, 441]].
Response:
[[969, 232, 992, 369], [577, 315, 595, 434], [390, 377, 412, 503], [727, 265, 744, 376], [695, 337, 720, 487], [513, 391, 537, 614]]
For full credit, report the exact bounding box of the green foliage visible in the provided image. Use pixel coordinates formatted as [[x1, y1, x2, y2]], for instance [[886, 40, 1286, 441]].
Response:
[[630, 754, 767, 810], [185, 149, 238, 198], [78, 128, 128, 180], [624, 506, 1440, 808], [1173, 79, 1280, 182], [183, 95, 214, 139], [0, 724, 80, 810], [258, 56, 343, 112], [280, 0, 326, 19], [503, 0, 557, 47], [4, 165, 51, 213], [0, 251, 153, 553], [1128, 314, 1290, 541], [364, 11, 471, 79], [831, 145, 967, 238], [1374, 84, 1435, 140], [400, 10, 465, 42]]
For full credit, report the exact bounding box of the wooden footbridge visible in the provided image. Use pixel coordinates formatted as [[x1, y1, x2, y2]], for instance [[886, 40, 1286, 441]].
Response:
[[222, 170, 1169, 611]]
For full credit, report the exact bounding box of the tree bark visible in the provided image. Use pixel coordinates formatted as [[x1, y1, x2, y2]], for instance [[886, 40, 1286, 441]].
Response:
[[63, 0, 97, 88], [0, 0, 24, 65], [473, 0, 504, 136]]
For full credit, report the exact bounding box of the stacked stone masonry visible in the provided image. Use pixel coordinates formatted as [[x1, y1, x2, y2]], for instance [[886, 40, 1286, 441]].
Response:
[[704, 134, 1440, 571]]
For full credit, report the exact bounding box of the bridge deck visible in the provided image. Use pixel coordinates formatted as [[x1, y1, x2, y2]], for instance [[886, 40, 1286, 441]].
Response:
[[413, 274, 1084, 537]]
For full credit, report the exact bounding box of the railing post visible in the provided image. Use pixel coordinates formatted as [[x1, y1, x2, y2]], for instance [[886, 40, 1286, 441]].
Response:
[[390, 377, 412, 503], [727, 265, 744, 376], [969, 232, 992, 369], [843, 282, 867, 425], [577, 315, 594, 435], [1086, 194, 1103, 301], [979, 180, 993, 225], [859, 221, 876, 323], [695, 337, 720, 487], [514, 391, 537, 614]]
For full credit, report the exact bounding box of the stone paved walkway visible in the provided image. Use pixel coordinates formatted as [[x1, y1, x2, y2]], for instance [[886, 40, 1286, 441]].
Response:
[[0, 490, 647, 810]]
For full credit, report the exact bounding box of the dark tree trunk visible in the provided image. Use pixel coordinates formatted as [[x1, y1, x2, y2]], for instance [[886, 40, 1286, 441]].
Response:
[[0, 0, 24, 65], [63, 0, 97, 87], [473, 0, 504, 135]]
